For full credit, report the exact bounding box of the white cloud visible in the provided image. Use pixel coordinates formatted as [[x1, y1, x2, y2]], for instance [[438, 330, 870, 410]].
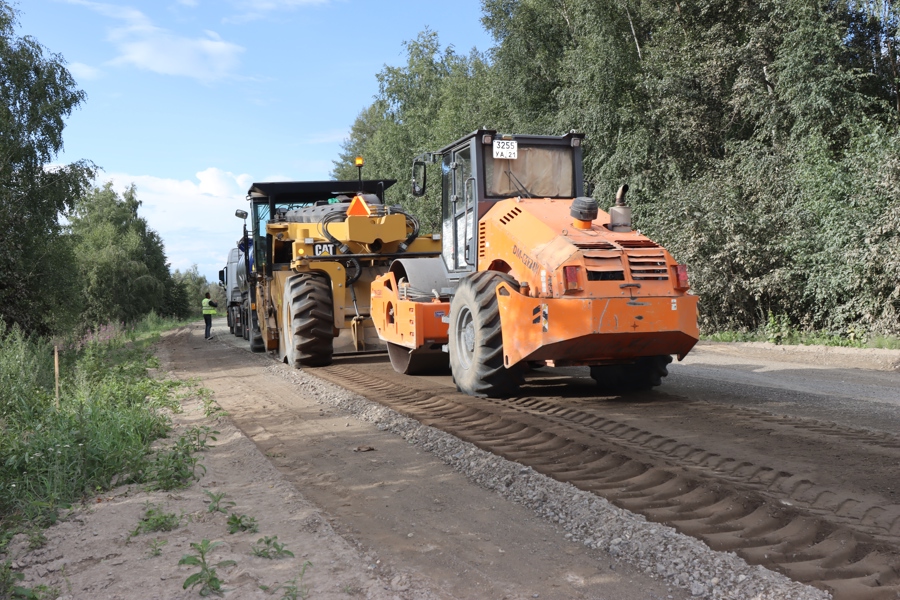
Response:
[[225, 0, 330, 23], [68, 61, 103, 81], [177, 0, 199, 6], [65, 0, 244, 82], [102, 169, 253, 280]]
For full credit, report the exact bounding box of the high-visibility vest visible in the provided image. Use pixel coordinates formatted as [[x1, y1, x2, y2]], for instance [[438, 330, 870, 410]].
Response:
[[202, 298, 217, 315]]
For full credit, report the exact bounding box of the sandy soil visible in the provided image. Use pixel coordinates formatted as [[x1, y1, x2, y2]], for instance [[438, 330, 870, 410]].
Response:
[[7, 321, 687, 600]]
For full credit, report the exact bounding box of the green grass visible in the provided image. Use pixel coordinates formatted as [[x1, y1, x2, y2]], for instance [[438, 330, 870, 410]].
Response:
[[0, 313, 204, 552], [702, 313, 900, 348]]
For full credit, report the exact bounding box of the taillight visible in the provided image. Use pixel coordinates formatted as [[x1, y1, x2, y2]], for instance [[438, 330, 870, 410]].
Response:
[[563, 266, 581, 291], [674, 264, 690, 290]]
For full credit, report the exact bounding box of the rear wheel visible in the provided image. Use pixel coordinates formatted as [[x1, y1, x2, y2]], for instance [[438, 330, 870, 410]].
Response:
[[448, 271, 524, 397], [283, 274, 334, 367], [590, 355, 672, 391], [242, 307, 250, 341]]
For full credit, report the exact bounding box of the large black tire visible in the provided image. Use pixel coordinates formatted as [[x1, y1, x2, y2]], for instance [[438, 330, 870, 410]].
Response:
[[227, 307, 234, 334], [242, 307, 250, 341], [448, 271, 524, 397], [283, 274, 334, 368], [590, 355, 673, 391]]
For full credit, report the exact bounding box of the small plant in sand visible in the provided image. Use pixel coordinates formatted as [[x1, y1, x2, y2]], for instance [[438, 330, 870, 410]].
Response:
[[184, 425, 219, 452], [131, 502, 180, 536], [147, 538, 167, 557], [204, 490, 235, 514], [147, 434, 206, 491], [178, 539, 236, 596], [198, 388, 227, 418], [226, 513, 258, 534], [251, 535, 294, 559], [26, 528, 47, 550], [259, 561, 312, 599]]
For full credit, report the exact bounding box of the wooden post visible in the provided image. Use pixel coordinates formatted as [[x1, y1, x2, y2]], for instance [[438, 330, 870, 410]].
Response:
[[54, 345, 60, 408]]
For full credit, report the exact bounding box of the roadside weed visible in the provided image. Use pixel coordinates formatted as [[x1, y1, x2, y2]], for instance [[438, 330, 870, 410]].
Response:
[[251, 535, 294, 559], [0, 560, 31, 599], [259, 561, 312, 600], [204, 490, 235, 514], [26, 529, 47, 551], [147, 433, 206, 491], [198, 388, 227, 418], [226, 513, 258, 534], [178, 539, 236, 596], [184, 426, 218, 452], [131, 502, 180, 536], [147, 538, 167, 557]]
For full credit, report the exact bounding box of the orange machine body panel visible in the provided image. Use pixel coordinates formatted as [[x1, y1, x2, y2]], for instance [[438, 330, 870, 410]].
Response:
[[371, 272, 450, 349], [480, 197, 698, 367], [373, 196, 699, 368]]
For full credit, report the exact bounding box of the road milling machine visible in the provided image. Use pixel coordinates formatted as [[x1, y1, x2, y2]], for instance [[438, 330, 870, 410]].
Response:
[[241, 178, 441, 367], [370, 130, 700, 397]]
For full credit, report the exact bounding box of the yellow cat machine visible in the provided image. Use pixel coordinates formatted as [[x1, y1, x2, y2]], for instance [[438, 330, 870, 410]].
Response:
[[242, 177, 441, 367], [370, 130, 700, 397]]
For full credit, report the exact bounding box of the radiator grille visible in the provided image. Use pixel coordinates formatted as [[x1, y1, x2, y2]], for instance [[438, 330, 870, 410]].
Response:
[[619, 239, 659, 249], [628, 253, 669, 280]]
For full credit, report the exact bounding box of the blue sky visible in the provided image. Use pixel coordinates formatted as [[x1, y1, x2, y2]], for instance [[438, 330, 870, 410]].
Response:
[[17, 0, 494, 281]]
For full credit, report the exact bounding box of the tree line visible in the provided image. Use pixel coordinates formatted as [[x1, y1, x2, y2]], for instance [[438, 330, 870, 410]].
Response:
[[333, 0, 900, 336], [0, 3, 214, 338]]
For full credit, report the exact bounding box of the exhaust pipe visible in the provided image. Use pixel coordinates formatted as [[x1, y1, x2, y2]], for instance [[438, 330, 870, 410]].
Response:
[[609, 184, 632, 232]]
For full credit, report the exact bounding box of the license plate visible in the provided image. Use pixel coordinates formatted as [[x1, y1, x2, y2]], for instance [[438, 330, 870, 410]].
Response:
[[493, 139, 518, 159], [313, 243, 335, 256]]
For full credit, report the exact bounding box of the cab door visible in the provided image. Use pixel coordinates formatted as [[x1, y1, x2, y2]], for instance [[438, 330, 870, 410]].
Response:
[[441, 140, 477, 273]]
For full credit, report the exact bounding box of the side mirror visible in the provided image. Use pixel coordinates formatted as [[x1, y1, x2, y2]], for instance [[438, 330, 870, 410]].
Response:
[[218, 269, 225, 284], [235, 209, 248, 220], [411, 159, 427, 197]]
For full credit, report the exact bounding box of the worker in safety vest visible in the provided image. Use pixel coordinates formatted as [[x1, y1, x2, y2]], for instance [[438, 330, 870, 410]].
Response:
[[202, 292, 218, 340]]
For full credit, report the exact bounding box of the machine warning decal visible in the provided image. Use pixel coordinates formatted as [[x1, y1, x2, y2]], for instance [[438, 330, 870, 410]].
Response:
[[671, 298, 677, 311], [533, 304, 548, 331], [314, 243, 335, 256], [435, 311, 445, 318]]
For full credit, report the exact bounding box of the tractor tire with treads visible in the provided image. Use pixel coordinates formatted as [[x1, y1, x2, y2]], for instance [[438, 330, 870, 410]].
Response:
[[283, 274, 334, 367], [448, 271, 524, 397]]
